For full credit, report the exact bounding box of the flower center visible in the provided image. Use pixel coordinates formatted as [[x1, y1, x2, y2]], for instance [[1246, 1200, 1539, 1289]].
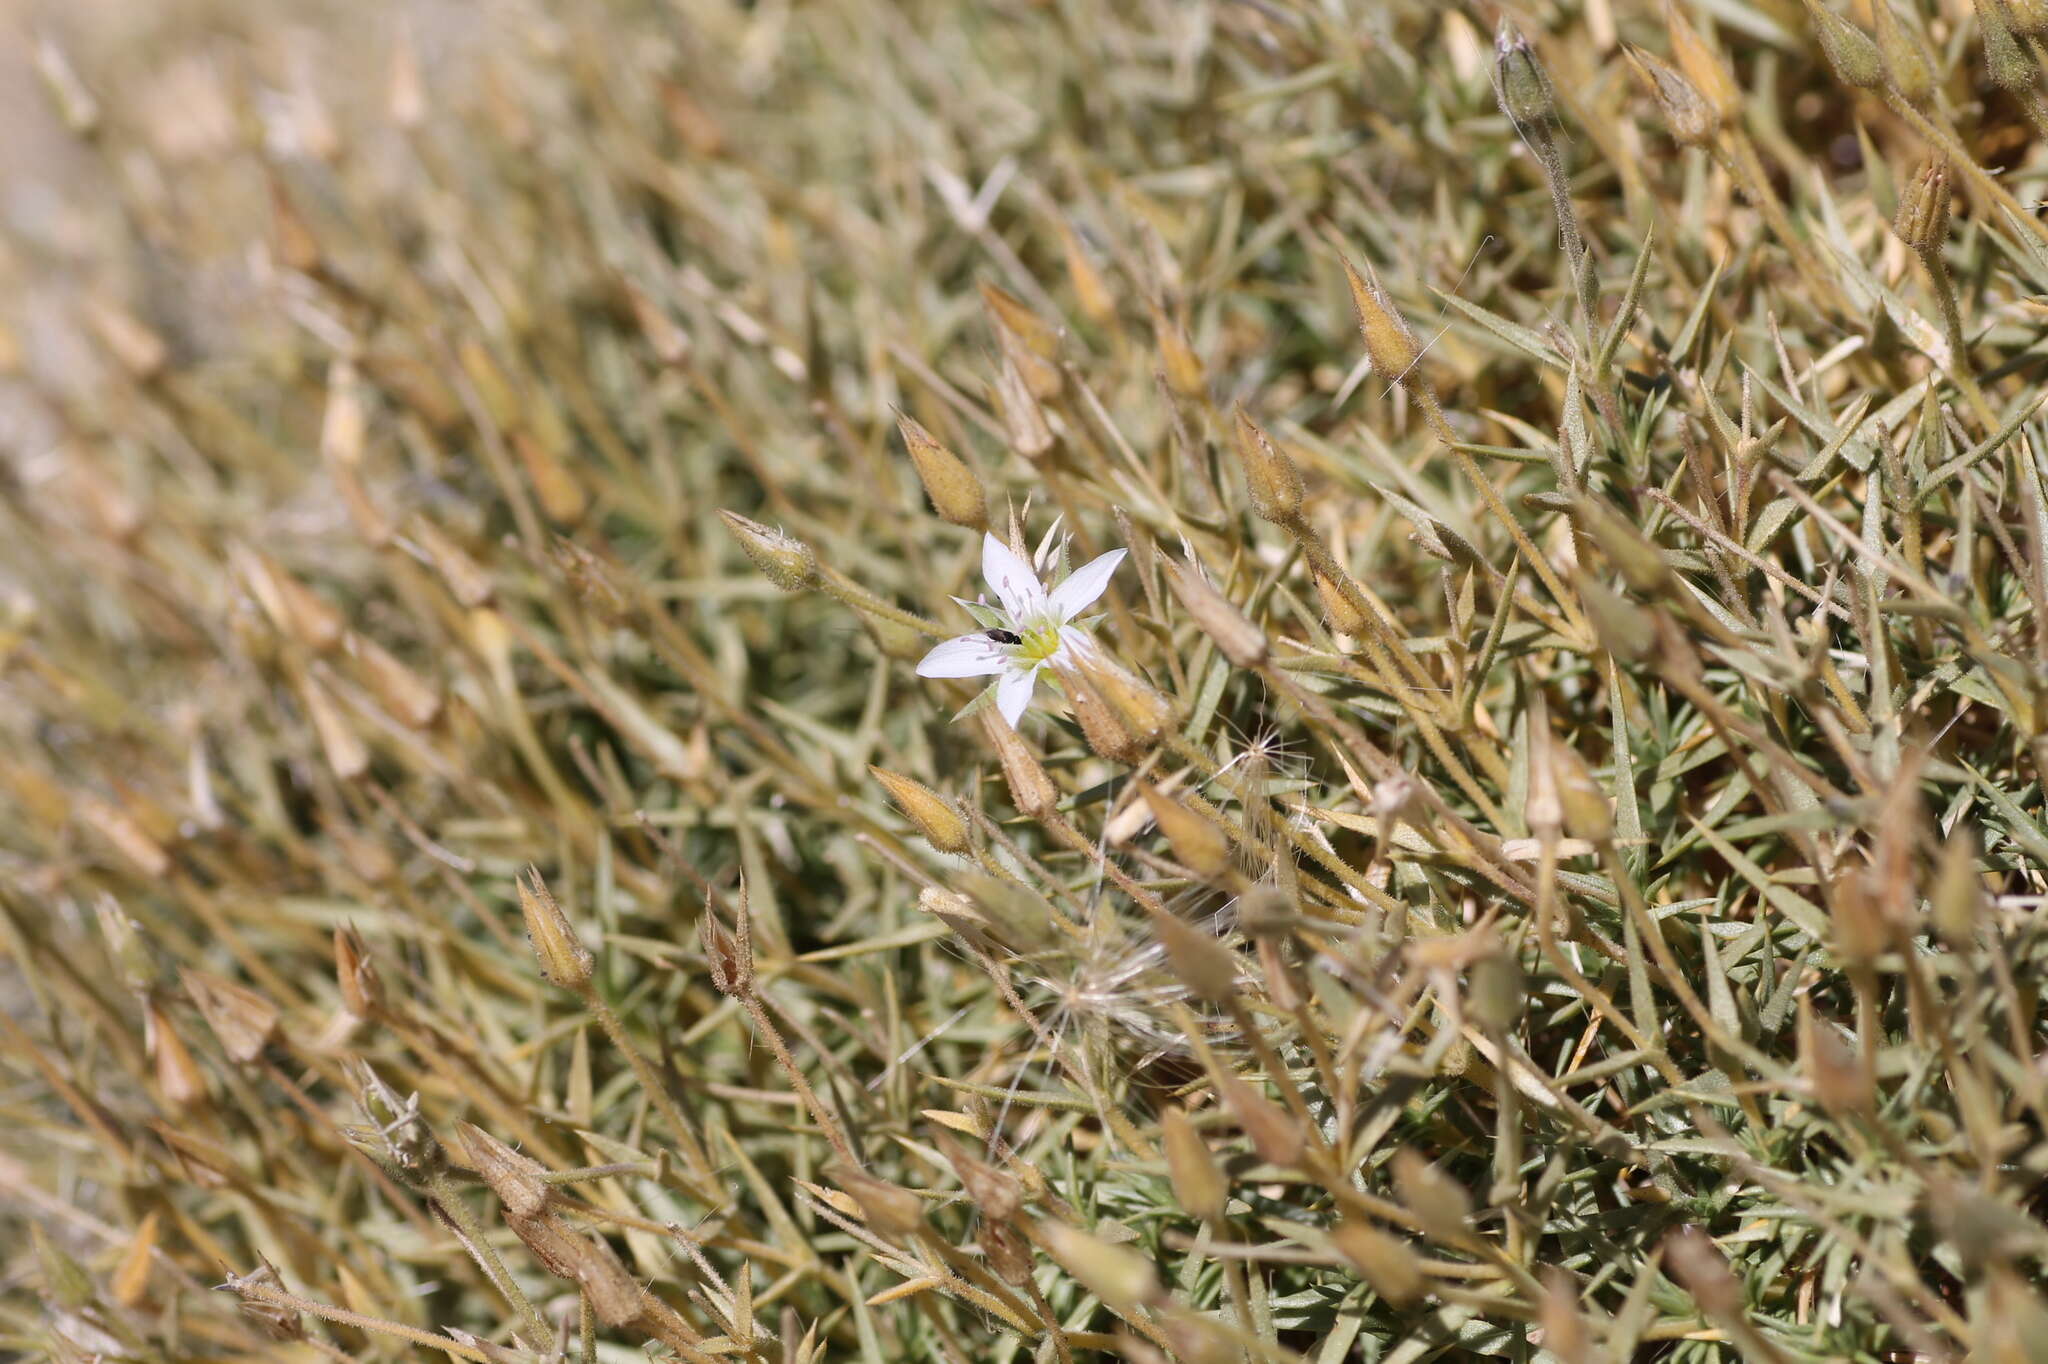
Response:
[[1011, 619, 1064, 666]]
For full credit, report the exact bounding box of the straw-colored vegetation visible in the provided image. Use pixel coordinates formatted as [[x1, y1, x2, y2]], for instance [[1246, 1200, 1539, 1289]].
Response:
[[9, 0, 2048, 1359]]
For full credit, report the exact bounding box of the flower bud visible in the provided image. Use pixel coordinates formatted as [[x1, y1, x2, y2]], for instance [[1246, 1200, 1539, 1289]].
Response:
[[1893, 156, 1951, 255], [1624, 44, 1722, 144], [518, 867, 593, 990], [1057, 219, 1117, 326], [1545, 738, 1614, 843], [1978, 0, 2038, 91], [335, 924, 384, 1018], [1797, 1000, 1872, 1117], [1665, 2, 1740, 118], [511, 429, 587, 525], [869, 766, 972, 856], [1492, 22, 1554, 124], [1391, 1149, 1472, 1245], [1313, 571, 1369, 638], [1149, 908, 1239, 1004], [896, 412, 987, 530], [456, 1122, 553, 1220], [1161, 1107, 1227, 1223], [182, 969, 279, 1064], [1575, 497, 1672, 595], [1163, 558, 1267, 669], [1140, 783, 1232, 882], [1663, 1225, 1743, 1318], [144, 996, 207, 1112], [1930, 825, 1983, 950], [347, 633, 442, 729], [1800, 0, 1883, 88], [981, 710, 1058, 820], [1341, 254, 1422, 386], [1217, 1070, 1304, 1167], [410, 517, 493, 606], [1872, 1, 1935, 105], [719, 510, 818, 591], [1152, 305, 1205, 399], [933, 1129, 1022, 1222], [300, 672, 368, 781], [1576, 574, 1655, 664], [1232, 407, 1305, 523], [1035, 1220, 1162, 1313], [983, 1220, 1036, 1286], [1331, 1220, 1426, 1307], [831, 1165, 926, 1239], [993, 351, 1055, 460]]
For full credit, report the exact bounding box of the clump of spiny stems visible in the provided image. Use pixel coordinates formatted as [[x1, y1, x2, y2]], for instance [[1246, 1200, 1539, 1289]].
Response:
[[10, 2, 2048, 1361]]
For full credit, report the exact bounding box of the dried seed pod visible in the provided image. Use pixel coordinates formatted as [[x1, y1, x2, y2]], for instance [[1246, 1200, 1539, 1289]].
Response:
[[347, 633, 442, 729], [831, 1165, 925, 1239], [334, 924, 384, 1018], [896, 412, 987, 530], [701, 899, 756, 998], [1217, 1070, 1303, 1167], [1665, 2, 1741, 119], [1797, 1000, 1872, 1117], [1978, 0, 2038, 91], [456, 1122, 553, 1220], [869, 766, 971, 856], [1663, 1225, 1743, 1318], [144, 996, 208, 1113], [1892, 156, 1952, 255], [932, 1129, 1022, 1222], [1313, 571, 1368, 638], [181, 969, 278, 1064], [518, 867, 593, 991], [719, 510, 818, 591], [1150, 908, 1239, 1005], [1930, 826, 1984, 949], [410, 517, 494, 607]]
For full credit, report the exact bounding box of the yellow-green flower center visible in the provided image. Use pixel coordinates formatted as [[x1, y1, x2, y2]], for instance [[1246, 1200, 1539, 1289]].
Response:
[[1012, 620, 1064, 665]]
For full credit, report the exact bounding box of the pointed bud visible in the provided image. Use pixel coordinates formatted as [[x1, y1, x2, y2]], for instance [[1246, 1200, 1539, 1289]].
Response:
[[896, 413, 988, 530], [1623, 43, 1722, 144], [1313, 571, 1369, 638], [626, 284, 692, 366], [144, 996, 208, 1113], [518, 868, 593, 990], [1331, 1220, 1426, 1307], [1150, 908, 1239, 1005], [1163, 558, 1267, 669], [1978, 0, 2038, 90], [1492, 22, 1555, 124], [182, 969, 278, 1064], [1057, 219, 1117, 326], [869, 766, 972, 856], [1931, 826, 1983, 950], [1341, 254, 1422, 386], [110, 1209, 161, 1309], [410, 517, 494, 607], [1575, 497, 1673, 595], [981, 709, 1058, 820], [933, 1129, 1022, 1222], [1152, 305, 1205, 399], [1798, 1000, 1872, 1117], [347, 633, 442, 729], [1576, 574, 1656, 664], [1801, 0, 1884, 88], [456, 1122, 553, 1219], [980, 281, 1060, 361], [1232, 408, 1304, 523], [1140, 784, 1232, 882], [1663, 1225, 1743, 1318], [1545, 739, 1613, 843], [1540, 1268, 1591, 1361], [1467, 950, 1525, 1033], [1665, 2, 1741, 118], [831, 1165, 925, 1239], [335, 925, 384, 1018], [983, 1219, 1036, 1286], [1217, 1070, 1304, 1167], [300, 672, 368, 781], [1036, 1220, 1162, 1313], [1872, 1, 1935, 104], [511, 430, 587, 525], [993, 351, 1055, 459], [719, 510, 818, 591], [1161, 1107, 1228, 1223], [1391, 1149, 1472, 1244], [1893, 156, 1952, 255]]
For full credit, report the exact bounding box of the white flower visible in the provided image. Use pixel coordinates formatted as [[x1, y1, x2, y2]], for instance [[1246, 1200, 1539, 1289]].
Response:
[[916, 532, 1127, 726]]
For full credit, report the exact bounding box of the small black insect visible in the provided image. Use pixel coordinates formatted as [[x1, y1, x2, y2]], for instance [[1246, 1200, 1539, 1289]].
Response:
[[985, 628, 1022, 645]]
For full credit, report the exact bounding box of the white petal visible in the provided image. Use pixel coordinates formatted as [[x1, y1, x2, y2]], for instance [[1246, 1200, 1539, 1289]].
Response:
[[1052, 626, 1095, 668], [982, 533, 1047, 620], [1047, 548, 1127, 620], [916, 633, 1008, 678], [995, 666, 1038, 726]]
